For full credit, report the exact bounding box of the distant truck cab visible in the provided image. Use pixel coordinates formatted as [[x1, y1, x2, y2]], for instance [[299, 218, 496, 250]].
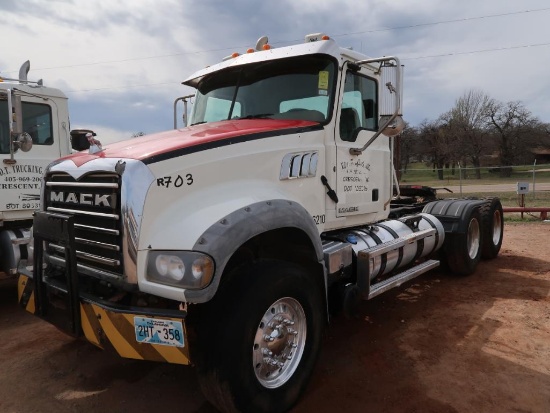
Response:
[[0, 61, 71, 278]]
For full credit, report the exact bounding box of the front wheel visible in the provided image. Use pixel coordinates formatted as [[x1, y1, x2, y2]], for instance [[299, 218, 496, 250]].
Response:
[[196, 260, 324, 413]]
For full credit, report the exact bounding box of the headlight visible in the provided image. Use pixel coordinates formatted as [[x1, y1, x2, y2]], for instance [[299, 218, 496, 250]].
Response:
[[155, 255, 185, 281], [147, 251, 214, 289]]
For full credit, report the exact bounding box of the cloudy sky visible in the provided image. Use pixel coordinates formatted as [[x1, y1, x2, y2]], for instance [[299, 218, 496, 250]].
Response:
[[2, 0, 549, 144]]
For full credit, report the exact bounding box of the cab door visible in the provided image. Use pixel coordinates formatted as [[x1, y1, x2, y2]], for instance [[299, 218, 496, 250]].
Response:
[[0, 94, 65, 213], [334, 65, 390, 223]]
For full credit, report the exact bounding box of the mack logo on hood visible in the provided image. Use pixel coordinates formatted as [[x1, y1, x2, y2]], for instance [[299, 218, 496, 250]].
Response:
[[50, 191, 115, 208]]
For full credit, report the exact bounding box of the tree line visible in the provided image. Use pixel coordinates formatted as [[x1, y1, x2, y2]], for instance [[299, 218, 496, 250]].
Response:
[[397, 89, 550, 178]]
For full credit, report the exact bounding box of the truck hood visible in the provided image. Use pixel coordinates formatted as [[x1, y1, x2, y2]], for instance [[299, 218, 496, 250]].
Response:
[[62, 119, 319, 167]]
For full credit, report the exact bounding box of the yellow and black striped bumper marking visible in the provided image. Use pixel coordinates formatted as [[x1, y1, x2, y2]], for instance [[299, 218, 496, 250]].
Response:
[[81, 303, 190, 365], [17, 274, 190, 365], [18, 275, 36, 314]]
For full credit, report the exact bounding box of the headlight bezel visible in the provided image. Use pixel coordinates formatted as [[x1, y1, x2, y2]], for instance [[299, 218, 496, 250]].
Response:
[[146, 251, 215, 289]]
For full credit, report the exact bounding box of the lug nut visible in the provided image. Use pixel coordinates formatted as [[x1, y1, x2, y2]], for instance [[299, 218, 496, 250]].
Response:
[[263, 357, 279, 366]]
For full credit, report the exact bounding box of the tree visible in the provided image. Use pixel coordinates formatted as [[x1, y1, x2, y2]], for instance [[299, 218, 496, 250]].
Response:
[[417, 118, 455, 180], [395, 122, 418, 176], [484, 100, 537, 176], [448, 89, 491, 179]]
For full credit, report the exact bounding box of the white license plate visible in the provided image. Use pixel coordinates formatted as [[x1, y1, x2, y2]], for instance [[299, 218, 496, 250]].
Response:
[[134, 316, 184, 347]]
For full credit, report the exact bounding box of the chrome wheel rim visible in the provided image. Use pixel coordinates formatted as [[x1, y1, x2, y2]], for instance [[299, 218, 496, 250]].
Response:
[[467, 217, 481, 259], [492, 210, 502, 245], [253, 297, 306, 389]]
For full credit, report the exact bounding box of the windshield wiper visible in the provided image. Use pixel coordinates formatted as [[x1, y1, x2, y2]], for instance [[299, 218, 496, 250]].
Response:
[[190, 121, 207, 126], [237, 113, 274, 119]]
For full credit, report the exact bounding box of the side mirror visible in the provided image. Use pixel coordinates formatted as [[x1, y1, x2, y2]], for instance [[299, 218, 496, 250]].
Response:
[[349, 56, 404, 155], [70, 129, 93, 151], [13, 132, 33, 152], [379, 63, 404, 137], [380, 115, 405, 137]]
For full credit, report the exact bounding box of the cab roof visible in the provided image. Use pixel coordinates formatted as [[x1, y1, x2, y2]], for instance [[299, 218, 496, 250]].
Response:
[[182, 37, 371, 89]]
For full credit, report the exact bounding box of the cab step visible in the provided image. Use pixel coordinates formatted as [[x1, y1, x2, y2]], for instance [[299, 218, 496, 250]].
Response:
[[368, 259, 440, 300]]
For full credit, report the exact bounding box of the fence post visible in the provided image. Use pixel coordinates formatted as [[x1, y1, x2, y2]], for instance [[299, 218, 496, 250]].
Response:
[[458, 162, 462, 197], [533, 159, 537, 201]]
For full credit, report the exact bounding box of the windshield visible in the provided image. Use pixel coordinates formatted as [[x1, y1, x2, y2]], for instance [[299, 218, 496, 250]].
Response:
[[0, 97, 54, 154], [190, 55, 337, 126]]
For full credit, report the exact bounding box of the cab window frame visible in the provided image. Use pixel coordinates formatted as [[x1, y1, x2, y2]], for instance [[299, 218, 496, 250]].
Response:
[[339, 70, 379, 142]]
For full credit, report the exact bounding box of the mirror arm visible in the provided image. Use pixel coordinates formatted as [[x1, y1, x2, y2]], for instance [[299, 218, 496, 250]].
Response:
[[350, 116, 395, 155], [350, 56, 401, 155], [173, 94, 194, 128]]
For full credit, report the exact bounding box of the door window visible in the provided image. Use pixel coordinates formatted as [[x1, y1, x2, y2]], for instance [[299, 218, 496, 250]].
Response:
[[0, 100, 53, 153], [339, 72, 378, 142]]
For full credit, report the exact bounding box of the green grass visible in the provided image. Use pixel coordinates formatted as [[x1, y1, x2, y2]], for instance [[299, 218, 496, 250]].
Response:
[[437, 191, 550, 208], [399, 163, 550, 187]]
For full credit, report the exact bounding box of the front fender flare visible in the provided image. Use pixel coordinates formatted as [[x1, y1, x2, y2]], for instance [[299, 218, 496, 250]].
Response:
[[184, 199, 323, 303]]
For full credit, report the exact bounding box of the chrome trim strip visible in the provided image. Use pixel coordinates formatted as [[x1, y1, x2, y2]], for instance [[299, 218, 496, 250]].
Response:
[[290, 154, 301, 177], [309, 152, 318, 177], [49, 255, 123, 282], [300, 153, 313, 177], [50, 244, 121, 266], [74, 223, 120, 236], [280, 151, 319, 180], [120, 160, 156, 284], [280, 154, 293, 180], [74, 237, 120, 251], [46, 182, 119, 188], [47, 206, 120, 220]]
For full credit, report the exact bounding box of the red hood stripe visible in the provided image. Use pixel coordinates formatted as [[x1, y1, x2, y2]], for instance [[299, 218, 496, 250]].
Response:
[[62, 119, 319, 167]]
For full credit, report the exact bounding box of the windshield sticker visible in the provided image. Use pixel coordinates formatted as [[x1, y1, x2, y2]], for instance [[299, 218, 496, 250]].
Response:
[[318, 71, 329, 89]]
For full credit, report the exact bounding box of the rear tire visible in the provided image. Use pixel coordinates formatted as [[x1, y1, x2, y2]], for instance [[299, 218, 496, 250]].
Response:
[[196, 260, 324, 413], [480, 198, 504, 259], [443, 208, 482, 275]]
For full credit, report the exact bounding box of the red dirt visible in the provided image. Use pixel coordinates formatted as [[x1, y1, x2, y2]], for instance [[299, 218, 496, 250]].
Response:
[[0, 222, 549, 413]]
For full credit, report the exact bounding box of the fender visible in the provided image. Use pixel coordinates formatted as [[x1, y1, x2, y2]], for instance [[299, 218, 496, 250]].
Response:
[[422, 199, 485, 234], [185, 199, 324, 302]]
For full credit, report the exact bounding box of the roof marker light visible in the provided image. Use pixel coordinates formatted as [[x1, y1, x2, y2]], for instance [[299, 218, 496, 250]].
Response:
[[255, 35, 269, 51], [262, 44, 271, 50], [304, 33, 329, 43], [246, 48, 254, 53], [231, 52, 240, 58]]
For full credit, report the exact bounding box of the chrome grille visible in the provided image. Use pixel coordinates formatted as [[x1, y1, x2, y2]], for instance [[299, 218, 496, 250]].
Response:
[[44, 172, 123, 278]]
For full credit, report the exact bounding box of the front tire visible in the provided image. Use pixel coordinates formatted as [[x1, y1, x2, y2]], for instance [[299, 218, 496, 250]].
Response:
[[196, 260, 324, 413]]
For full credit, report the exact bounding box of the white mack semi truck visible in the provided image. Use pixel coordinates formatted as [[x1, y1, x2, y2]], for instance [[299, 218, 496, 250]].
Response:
[[18, 34, 504, 413], [0, 62, 75, 280]]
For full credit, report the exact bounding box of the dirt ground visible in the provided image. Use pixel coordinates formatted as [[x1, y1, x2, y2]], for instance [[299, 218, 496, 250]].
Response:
[[0, 222, 549, 413]]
